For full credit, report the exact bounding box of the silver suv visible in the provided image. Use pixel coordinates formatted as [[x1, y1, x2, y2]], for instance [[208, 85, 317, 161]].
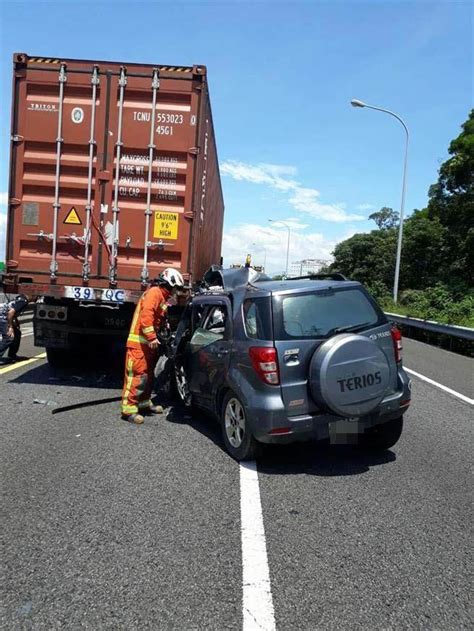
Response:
[[173, 268, 411, 461]]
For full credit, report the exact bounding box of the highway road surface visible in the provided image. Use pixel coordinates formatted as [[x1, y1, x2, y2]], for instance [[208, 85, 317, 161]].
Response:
[[1, 325, 472, 630]]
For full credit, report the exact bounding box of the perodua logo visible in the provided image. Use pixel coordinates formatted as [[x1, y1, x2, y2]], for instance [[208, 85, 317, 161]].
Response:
[[337, 371, 382, 392]]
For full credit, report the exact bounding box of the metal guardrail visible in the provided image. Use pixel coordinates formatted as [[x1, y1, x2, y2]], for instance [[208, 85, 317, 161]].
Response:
[[385, 312, 474, 341]]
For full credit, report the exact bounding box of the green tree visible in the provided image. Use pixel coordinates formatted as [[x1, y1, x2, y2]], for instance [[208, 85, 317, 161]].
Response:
[[331, 229, 397, 288], [427, 109, 474, 286], [369, 207, 399, 230], [400, 209, 446, 289]]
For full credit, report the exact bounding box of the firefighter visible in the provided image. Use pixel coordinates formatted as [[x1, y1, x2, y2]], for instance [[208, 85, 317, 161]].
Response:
[[121, 268, 185, 424], [0, 294, 29, 362]]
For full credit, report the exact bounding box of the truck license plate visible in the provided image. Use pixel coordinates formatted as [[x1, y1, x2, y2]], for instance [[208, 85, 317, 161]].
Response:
[[65, 287, 126, 303], [65, 286, 97, 301], [100, 289, 126, 303]]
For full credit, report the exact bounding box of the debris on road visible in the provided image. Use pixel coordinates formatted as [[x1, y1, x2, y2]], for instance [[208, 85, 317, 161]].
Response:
[[33, 398, 58, 407]]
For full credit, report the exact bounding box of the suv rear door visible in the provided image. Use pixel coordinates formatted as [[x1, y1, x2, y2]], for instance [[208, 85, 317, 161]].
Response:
[[271, 284, 391, 417]]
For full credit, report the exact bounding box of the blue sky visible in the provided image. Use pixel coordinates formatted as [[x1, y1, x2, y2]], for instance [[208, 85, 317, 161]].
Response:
[[0, 0, 472, 272]]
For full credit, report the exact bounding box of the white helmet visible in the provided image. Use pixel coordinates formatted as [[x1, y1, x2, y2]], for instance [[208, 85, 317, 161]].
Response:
[[159, 267, 185, 288]]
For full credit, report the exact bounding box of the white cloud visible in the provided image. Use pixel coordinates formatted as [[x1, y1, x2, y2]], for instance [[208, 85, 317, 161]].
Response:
[[220, 161, 298, 192], [223, 222, 339, 274], [221, 161, 364, 223], [356, 203, 375, 211], [0, 192, 7, 207]]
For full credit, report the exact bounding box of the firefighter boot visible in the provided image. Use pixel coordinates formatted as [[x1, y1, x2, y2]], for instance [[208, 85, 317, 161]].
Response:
[[121, 413, 145, 424], [145, 405, 164, 415]]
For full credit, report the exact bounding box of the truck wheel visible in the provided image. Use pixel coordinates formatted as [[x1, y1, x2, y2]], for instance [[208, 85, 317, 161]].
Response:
[[362, 416, 404, 451], [221, 392, 259, 461], [46, 347, 68, 369]]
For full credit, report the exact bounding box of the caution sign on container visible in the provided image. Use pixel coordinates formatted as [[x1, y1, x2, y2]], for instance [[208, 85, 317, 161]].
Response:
[[63, 207, 82, 225], [153, 211, 179, 240]]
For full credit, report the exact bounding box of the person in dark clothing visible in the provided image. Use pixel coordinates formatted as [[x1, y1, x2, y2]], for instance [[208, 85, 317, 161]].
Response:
[[0, 294, 29, 361]]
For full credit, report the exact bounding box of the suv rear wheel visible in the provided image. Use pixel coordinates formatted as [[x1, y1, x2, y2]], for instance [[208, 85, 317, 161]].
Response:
[[362, 416, 403, 451], [221, 392, 259, 461]]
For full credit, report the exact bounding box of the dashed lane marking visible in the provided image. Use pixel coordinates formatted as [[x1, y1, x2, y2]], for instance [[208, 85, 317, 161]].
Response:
[[406, 367, 474, 405], [240, 461, 276, 631], [0, 352, 47, 375]]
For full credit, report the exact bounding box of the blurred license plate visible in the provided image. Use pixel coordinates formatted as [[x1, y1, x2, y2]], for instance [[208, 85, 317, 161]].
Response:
[[330, 418, 361, 434]]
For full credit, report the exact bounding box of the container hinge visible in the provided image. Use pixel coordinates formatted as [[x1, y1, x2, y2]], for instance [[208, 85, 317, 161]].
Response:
[[188, 147, 200, 156], [11, 134, 24, 143], [58, 64, 67, 83], [60, 233, 85, 246], [28, 230, 53, 241], [9, 198, 22, 207], [119, 66, 128, 87], [147, 240, 172, 249], [151, 68, 160, 90], [91, 65, 100, 85]]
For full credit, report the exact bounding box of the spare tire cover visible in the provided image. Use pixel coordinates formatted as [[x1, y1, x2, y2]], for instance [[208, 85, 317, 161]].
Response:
[[309, 333, 391, 417]]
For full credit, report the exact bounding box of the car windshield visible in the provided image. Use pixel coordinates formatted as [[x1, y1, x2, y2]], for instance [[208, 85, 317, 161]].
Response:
[[273, 288, 381, 339]]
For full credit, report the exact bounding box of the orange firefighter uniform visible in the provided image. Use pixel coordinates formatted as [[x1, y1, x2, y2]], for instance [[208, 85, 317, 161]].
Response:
[[121, 285, 170, 416]]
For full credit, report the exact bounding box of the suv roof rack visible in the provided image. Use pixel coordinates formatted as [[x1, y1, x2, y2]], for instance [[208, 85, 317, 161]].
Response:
[[288, 273, 348, 281]]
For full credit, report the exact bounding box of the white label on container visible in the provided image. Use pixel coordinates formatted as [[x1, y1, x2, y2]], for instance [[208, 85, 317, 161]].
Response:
[[71, 107, 84, 124]]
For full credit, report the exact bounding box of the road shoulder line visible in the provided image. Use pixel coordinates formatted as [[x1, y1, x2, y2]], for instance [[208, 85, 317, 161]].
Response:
[[406, 367, 473, 405], [0, 352, 47, 375], [240, 461, 276, 631]]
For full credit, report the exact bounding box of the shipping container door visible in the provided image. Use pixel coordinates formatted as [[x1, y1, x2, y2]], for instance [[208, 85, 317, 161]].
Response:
[[12, 64, 106, 281], [106, 69, 200, 284]]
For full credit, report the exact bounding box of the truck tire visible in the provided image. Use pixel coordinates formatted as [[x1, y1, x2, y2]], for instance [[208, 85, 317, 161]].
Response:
[[309, 333, 391, 418], [46, 347, 68, 369], [362, 416, 403, 451], [221, 392, 259, 461]]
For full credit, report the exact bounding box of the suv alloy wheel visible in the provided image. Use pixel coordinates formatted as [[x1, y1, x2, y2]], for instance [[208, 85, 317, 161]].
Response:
[[221, 392, 259, 461]]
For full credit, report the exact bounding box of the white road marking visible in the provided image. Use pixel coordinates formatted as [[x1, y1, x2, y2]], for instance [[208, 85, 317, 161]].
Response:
[[406, 367, 474, 405], [240, 461, 276, 631]]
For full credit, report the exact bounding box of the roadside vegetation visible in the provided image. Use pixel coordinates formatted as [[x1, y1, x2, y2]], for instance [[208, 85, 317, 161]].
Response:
[[329, 110, 473, 328]]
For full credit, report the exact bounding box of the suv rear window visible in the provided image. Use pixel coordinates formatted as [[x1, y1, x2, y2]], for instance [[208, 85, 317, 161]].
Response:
[[273, 288, 382, 339]]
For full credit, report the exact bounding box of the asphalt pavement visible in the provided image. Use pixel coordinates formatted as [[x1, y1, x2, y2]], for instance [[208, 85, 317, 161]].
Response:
[[1, 333, 472, 629]]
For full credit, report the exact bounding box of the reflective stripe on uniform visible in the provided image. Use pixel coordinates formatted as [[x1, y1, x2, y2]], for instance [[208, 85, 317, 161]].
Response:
[[127, 333, 150, 345], [142, 326, 155, 334], [130, 300, 141, 332], [122, 357, 138, 414], [122, 404, 139, 415]]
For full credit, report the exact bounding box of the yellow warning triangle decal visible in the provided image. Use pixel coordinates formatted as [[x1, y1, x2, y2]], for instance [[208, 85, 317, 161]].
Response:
[[63, 207, 82, 225]]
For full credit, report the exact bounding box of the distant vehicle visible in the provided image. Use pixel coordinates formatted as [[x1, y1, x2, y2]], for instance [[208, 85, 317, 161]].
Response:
[[172, 267, 411, 460], [2, 53, 224, 366]]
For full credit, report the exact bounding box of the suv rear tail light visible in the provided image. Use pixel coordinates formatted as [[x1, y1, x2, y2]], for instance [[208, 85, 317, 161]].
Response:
[[391, 326, 403, 363], [249, 347, 280, 385]]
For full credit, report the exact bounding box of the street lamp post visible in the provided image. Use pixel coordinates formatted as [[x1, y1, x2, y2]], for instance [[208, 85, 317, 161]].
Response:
[[350, 99, 409, 303], [268, 219, 291, 277]]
